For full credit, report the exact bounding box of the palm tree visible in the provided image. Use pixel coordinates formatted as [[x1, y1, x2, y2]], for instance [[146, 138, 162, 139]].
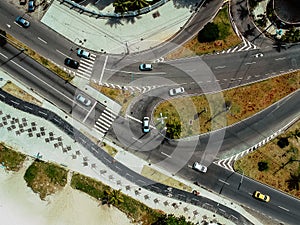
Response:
[[286, 173, 300, 191], [104, 188, 124, 206], [129, 0, 151, 10]]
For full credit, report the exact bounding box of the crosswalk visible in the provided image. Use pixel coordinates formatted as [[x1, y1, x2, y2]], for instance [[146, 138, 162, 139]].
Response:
[[76, 54, 97, 80], [94, 107, 118, 136]]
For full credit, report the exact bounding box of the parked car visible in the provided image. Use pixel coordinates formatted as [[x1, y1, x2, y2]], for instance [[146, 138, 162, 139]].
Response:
[[192, 162, 207, 173], [142, 117, 150, 133], [139, 63, 152, 71], [28, 0, 35, 12], [64, 58, 79, 69], [15, 16, 30, 28], [169, 87, 185, 96], [76, 94, 91, 107], [19, 0, 27, 5], [253, 191, 270, 202], [77, 48, 90, 59]]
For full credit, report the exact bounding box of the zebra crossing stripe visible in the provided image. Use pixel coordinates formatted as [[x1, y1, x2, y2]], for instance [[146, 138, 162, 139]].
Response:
[[75, 73, 90, 80], [99, 115, 113, 125], [101, 112, 115, 121], [96, 118, 111, 128]]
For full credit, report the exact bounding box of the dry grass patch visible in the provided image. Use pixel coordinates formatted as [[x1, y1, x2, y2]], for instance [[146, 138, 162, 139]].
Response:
[[234, 120, 300, 199], [2, 81, 42, 106], [141, 165, 192, 192], [90, 82, 138, 116], [0, 142, 26, 172], [166, 4, 241, 59], [154, 71, 300, 138], [24, 160, 68, 200]]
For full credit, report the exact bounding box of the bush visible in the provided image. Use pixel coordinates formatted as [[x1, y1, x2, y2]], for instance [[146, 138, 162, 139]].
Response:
[[198, 22, 219, 43], [258, 161, 268, 171], [277, 137, 289, 148]]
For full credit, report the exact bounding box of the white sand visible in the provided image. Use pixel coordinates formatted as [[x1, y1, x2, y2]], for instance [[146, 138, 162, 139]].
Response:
[[0, 160, 132, 225]]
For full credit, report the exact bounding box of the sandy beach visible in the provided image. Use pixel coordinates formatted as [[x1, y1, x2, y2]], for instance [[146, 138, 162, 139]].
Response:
[[0, 159, 132, 225]]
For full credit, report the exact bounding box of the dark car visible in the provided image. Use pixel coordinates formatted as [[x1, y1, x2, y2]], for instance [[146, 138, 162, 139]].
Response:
[[28, 0, 35, 12], [15, 16, 30, 28], [20, 0, 27, 5], [64, 58, 79, 69]]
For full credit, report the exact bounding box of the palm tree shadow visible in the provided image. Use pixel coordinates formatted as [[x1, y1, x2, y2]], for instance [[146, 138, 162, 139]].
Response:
[[123, 15, 142, 24], [237, 5, 248, 21], [105, 17, 124, 27]]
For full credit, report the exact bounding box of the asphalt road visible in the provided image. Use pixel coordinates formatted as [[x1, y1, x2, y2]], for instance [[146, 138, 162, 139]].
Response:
[[1, 1, 300, 224]]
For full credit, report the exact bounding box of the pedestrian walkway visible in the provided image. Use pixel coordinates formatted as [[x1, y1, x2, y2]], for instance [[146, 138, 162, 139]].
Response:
[[76, 53, 97, 80], [94, 106, 118, 136], [41, 0, 193, 54]]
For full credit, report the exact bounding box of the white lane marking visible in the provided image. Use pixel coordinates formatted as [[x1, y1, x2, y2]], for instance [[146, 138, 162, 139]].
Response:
[[10, 60, 73, 102], [11, 100, 20, 105], [14, 22, 22, 28], [218, 179, 230, 185], [161, 151, 172, 158], [215, 65, 226, 69], [56, 49, 69, 58], [278, 206, 289, 212], [38, 110, 47, 116], [6, 24, 11, 28], [0, 93, 5, 98], [245, 62, 256, 65], [106, 68, 166, 75], [0, 52, 8, 59], [132, 137, 142, 143], [126, 114, 142, 123], [99, 55, 108, 84], [38, 37, 47, 44], [275, 57, 286, 61], [82, 101, 97, 123]]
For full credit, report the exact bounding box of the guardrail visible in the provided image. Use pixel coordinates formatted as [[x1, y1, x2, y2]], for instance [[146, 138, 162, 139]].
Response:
[[60, 0, 169, 18]]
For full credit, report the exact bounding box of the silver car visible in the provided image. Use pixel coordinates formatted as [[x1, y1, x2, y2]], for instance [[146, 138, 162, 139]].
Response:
[[169, 87, 185, 96], [139, 63, 152, 71], [192, 162, 207, 173], [76, 94, 91, 107]]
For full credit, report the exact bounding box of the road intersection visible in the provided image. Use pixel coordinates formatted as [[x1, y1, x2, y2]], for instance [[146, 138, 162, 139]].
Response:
[[0, 0, 299, 224]]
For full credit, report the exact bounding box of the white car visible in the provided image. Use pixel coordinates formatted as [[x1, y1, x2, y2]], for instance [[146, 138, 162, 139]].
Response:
[[192, 162, 207, 173], [139, 63, 152, 71], [77, 49, 91, 59], [254, 53, 263, 58], [76, 94, 91, 107], [142, 117, 150, 133], [169, 87, 185, 96]]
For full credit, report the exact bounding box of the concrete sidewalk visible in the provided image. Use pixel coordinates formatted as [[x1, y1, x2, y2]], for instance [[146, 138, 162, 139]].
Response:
[[41, 0, 193, 54]]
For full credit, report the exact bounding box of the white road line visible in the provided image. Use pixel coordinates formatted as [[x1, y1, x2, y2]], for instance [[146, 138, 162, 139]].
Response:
[[245, 62, 256, 65], [24, 105, 32, 110], [11, 100, 19, 105], [215, 66, 226, 69], [37, 37, 47, 44], [82, 101, 97, 123], [161, 151, 172, 158], [132, 137, 142, 143], [0, 93, 5, 98], [56, 49, 69, 58], [0, 52, 8, 59], [278, 206, 289, 212], [10, 60, 74, 102], [126, 114, 142, 123], [99, 55, 108, 84], [275, 57, 286, 61], [218, 179, 230, 185], [106, 68, 166, 75], [38, 110, 47, 116]]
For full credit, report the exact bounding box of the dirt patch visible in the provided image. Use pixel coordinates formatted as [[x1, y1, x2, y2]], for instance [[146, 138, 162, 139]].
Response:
[[90, 82, 139, 116], [234, 120, 300, 199], [141, 165, 192, 192], [2, 81, 43, 106]]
